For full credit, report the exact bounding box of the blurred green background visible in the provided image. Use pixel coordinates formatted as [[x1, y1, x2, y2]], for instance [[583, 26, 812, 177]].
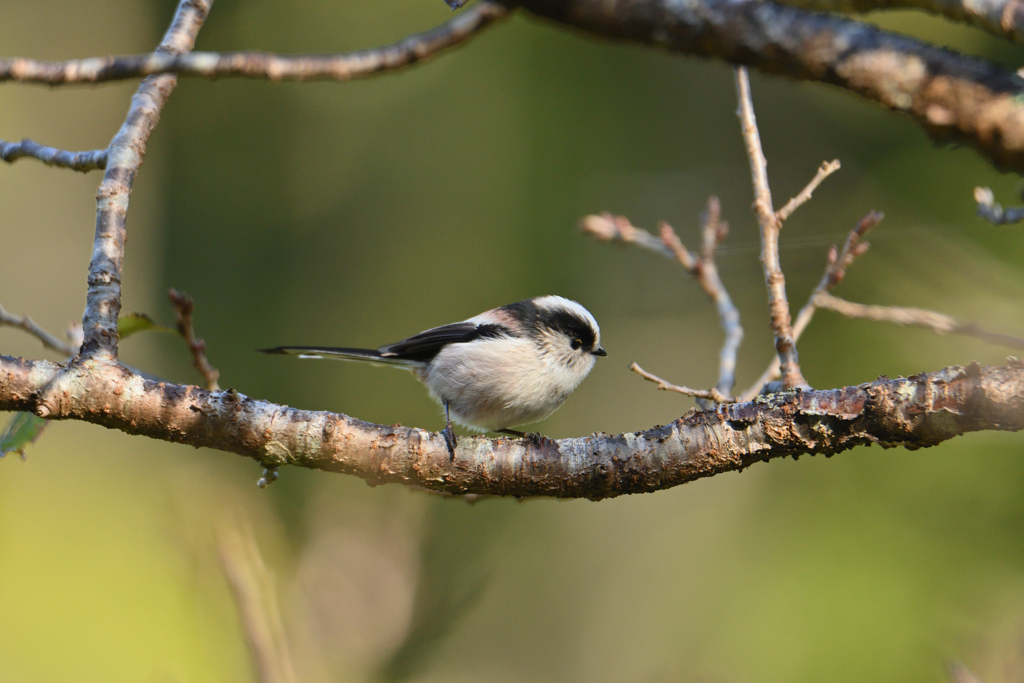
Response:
[[3, 1, 1024, 681]]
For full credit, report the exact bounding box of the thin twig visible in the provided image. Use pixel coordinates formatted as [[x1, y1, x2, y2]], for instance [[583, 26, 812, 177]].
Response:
[[0, 138, 107, 172], [775, 159, 841, 222], [814, 291, 1024, 349], [735, 66, 807, 389], [740, 210, 881, 400], [0, 302, 77, 356], [582, 198, 743, 401], [630, 362, 736, 403], [79, 0, 212, 360], [974, 186, 1024, 224], [217, 521, 297, 683], [0, 2, 508, 85], [579, 212, 676, 259], [169, 289, 220, 391]]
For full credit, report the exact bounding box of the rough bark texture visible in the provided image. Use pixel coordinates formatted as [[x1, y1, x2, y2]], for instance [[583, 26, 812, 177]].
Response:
[[3, 353, 1021, 499], [79, 0, 211, 360]]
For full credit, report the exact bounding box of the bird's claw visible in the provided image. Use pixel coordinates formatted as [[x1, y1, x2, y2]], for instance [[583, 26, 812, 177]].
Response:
[[442, 424, 458, 461]]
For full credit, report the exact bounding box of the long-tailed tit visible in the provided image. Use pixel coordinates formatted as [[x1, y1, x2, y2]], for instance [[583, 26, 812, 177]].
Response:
[[261, 296, 607, 458]]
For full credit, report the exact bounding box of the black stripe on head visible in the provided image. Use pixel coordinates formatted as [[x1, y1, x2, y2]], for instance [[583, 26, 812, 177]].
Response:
[[500, 299, 597, 350]]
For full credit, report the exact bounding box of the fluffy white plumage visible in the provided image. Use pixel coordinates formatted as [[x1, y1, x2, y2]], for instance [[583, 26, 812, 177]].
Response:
[[261, 296, 606, 443]]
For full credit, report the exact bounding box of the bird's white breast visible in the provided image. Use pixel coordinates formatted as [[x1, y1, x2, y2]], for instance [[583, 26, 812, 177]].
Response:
[[417, 335, 595, 432]]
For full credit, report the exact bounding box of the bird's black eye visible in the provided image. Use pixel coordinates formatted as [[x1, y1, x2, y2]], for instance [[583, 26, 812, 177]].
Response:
[[571, 338, 582, 350]]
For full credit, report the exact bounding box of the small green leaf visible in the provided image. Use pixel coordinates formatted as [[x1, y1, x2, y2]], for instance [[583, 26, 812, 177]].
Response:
[[119, 313, 173, 340], [0, 412, 48, 459]]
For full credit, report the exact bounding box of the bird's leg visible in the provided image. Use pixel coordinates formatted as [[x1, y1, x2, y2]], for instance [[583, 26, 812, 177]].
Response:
[[442, 401, 458, 461], [497, 428, 525, 438]]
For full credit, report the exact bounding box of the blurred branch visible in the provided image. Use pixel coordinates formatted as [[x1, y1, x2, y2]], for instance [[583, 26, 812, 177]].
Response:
[[740, 211, 880, 400], [169, 289, 220, 391], [974, 186, 1024, 224], [814, 291, 1024, 349], [0, 302, 77, 356], [736, 66, 807, 389], [581, 196, 743, 401], [3, 353, 1022, 499], [217, 522, 297, 683], [0, 2, 508, 85], [776, 160, 841, 223], [79, 0, 212, 360], [515, 0, 1024, 174], [0, 138, 107, 172], [630, 362, 736, 403], [776, 0, 1024, 44]]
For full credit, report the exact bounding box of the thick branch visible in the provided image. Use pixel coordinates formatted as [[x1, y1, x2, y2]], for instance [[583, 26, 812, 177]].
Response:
[[777, 0, 1024, 45], [0, 3, 507, 85], [3, 354, 1021, 499], [79, 0, 211, 360], [0, 138, 107, 172], [515, 0, 1024, 173]]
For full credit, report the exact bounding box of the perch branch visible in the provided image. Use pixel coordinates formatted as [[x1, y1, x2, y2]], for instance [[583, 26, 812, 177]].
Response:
[[974, 186, 1024, 224], [0, 138, 107, 172], [630, 362, 736, 403], [735, 66, 807, 389], [169, 289, 220, 391], [1, 353, 1021, 499], [740, 210, 881, 400], [0, 302, 77, 356], [0, 2, 508, 85], [79, 0, 212, 360], [814, 291, 1024, 349]]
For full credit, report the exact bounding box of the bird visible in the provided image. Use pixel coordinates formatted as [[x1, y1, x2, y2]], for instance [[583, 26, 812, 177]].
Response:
[[260, 296, 607, 459]]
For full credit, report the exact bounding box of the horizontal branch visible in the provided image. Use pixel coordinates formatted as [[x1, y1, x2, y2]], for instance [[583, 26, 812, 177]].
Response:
[[0, 2, 508, 85], [0, 138, 107, 172], [2, 354, 1021, 499], [516, 0, 1024, 172], [776, 0, 1024, 45]]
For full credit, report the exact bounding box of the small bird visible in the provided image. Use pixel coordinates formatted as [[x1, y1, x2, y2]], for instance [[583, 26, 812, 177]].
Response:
[[260, 296, 607, 458]]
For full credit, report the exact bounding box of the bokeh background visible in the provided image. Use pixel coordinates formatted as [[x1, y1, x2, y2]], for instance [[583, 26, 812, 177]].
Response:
[[3, 1, 1024, 681]]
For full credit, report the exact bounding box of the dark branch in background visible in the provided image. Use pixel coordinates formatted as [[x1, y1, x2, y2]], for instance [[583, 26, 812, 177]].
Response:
[[79, 0, 212, 360], [581, 197, 743, 404], [3, 0, 1024, 171], [169, 289, 220, 391], [814, 291, 1024, 348], [0, 2, 508, 85], [0, 138, 107, 172], [777, 0, 1024, 44], [514, 0, 1024, 173], [740, 210, 880, 400], [735, 66, 808, 389], [1, 353, 1022, 499], [974, 186, 1024, 224]]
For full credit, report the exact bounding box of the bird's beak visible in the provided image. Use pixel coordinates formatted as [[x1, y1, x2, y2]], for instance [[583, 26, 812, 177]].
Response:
[[592, 347, 607, 357]]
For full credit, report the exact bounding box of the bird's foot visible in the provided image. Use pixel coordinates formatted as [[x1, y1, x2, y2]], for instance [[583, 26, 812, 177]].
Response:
[[442, 424, 458, 461], [498, 429, 549, 448]]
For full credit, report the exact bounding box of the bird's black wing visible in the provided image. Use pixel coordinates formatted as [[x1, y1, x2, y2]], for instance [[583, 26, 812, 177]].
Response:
[[379, 322, 509, 362]]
